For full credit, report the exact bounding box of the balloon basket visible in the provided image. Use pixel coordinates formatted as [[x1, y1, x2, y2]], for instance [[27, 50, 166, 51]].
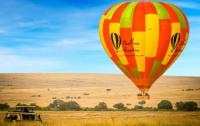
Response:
[[137, 93, 150, 100]]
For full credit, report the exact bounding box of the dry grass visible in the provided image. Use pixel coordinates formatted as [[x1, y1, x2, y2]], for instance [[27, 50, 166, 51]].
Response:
[[0, 74, 199, 107], [0, 74, 200, 125], [0, 111, 200, 126]]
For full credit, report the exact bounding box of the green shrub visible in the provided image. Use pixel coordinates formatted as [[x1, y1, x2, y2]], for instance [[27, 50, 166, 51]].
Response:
[[138, 100, 146, 106], [16, 103, 28, 106], [183, 101, 198, 111], [176, 101, 198, 111], [47, 99, 65, 109], [30, 103, 41, 110], [134, 105, 143, 110], [157, 100, 173, 110], [59, 101, 80, 111], [175, 102, 184, 110], [0, 103, 10, 110], [95, 102, 108, 111], [52, 99, 65, 108], [113, 103, 126, 110]]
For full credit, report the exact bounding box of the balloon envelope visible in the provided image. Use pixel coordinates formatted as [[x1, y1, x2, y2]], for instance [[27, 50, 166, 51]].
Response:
[[99, 1, 189, 93]]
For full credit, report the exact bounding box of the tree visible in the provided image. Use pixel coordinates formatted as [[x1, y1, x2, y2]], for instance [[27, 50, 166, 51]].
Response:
[[52, 99, 65, 108], [95, 102, 108, 111], [176, 101, 198, 111], [59, 101, 80, 111], [138, 100, 146, 107], [157, 100, 173, 110], [0, 103, 10, 110], [16, 103, 28, 106], [175, 102, 184, 110], [183, 101, 197, 111], [134, 105, 143, 110], [30, 103, 41, 110], [113, 103, 126, 110]]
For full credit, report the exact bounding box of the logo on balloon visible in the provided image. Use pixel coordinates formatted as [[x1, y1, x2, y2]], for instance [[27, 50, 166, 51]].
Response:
[[171, 33, 180, 52], [110, 33, 121, 52]]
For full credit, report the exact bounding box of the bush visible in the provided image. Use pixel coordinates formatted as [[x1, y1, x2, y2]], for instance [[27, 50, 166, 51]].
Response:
[[0, 103, 10, 110], [16, 103, 28, 106], [157, 100, 173, 110], [30, 103, 41, 110], [95, 102, 108, 111], [59, 101, 81, 111], [134, 105, 143, 110], [183, 101, 198, 111], [138, 100, 146, 107], [52, 99, 65, 108], [175, 102, 184, 110], [176, 101, 198, 111], [113, 103, 126, 110], [47, 99, 65, 110]]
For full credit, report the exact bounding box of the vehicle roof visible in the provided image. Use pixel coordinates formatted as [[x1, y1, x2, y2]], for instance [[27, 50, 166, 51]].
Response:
[[6, 112, 37, 115], [16, 106, 36, 108]]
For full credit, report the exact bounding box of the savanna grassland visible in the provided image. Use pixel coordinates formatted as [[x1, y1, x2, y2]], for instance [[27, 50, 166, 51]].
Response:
[[0, 111, 200, 126], [0, 74, 199, 107], [0, 74, 200, 126]]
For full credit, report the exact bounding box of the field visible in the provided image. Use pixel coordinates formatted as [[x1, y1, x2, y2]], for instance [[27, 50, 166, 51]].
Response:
[[1, 111, 200, 126], [0, 74, 200, 126], [0, 74, 199, 107]]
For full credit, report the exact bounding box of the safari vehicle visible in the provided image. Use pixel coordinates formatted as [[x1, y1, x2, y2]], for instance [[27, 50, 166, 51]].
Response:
[[4, 106, 42, 122]]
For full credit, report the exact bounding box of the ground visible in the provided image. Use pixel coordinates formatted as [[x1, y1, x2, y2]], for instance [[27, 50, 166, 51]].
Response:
[[0, 74, 199, 107], [1, 111, 200, 126]]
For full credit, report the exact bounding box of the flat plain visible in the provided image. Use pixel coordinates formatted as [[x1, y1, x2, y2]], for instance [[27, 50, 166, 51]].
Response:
[[0, 73, 199, 107], [0, 111, 200, 126]]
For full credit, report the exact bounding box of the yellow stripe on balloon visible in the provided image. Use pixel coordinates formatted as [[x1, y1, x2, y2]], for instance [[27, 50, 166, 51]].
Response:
[[109, 23, 128, 65], [162, 23, 180, 65], [99, 15, 112, 57], [132, 32, 145, 72], [145, 14, 159, 57]]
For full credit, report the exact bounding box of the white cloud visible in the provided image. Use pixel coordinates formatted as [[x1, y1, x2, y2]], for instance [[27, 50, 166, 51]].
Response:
[[50, 37, 102, 51], [0, 47, 65, 73], [0, 29, 8, 34], [17, 20, 48, 28]]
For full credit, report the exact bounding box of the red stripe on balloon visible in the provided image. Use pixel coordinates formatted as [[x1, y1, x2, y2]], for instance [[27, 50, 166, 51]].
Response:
[[103, 20, 118, 61], [120, 28, 138, 78], [155, 19, 171, 60], [145, 57, 154, 78], [145, 2, 157, 14], [120, 28, 137, 67], [132, 2, 145, 31]]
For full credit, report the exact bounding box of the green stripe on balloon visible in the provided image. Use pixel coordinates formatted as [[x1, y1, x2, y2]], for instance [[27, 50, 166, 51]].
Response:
[[166, 3, 186, 28], [150, 61, 162, 78], [106, 3, 125, 20], [120, 2, 138, 28], [117, 60, 131, 78], [153, 2, 170, 19], [132, 68, 140, 78]]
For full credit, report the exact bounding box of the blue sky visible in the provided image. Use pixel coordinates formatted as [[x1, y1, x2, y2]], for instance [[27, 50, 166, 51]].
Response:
[[0, 0, 199, 76]]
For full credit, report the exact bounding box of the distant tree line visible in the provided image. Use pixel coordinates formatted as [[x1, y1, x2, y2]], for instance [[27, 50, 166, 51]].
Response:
[[0, 100, 198, 111]]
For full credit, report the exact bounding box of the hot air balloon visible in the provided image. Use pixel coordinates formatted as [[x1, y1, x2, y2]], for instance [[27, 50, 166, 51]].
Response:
[[99, 1, 189, 99]]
